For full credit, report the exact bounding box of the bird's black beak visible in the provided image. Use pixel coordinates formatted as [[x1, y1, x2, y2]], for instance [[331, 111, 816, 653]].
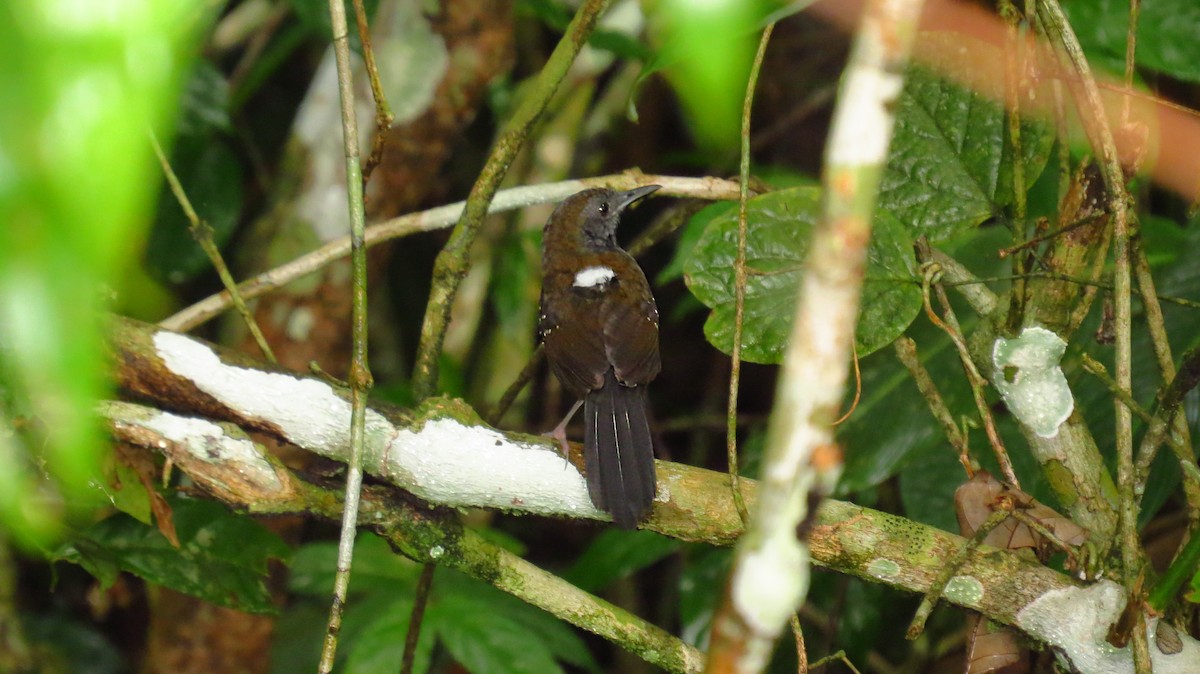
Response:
[[613, 184, 661, 213]]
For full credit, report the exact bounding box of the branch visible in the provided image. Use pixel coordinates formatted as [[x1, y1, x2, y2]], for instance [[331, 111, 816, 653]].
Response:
[[100, 399, 704, 674], [704, 1, 925, 671], [160, 174, 742, 332], [104, 316, 1200, 673]]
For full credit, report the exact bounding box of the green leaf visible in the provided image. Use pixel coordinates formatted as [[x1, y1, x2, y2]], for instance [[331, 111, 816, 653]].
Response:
[[678, 546, 731, 648], [564, 529, 680, 592], [1063, 0, 1200, 83], [145, 133, 244, 285], [57, 497, 289, 614], [176, 60, 230, 135], [289, 532, 421, 596], [880, 36, 1054, 242], [433, 570, 594, 673], [683, 187, 920, 363], [343, 595, 436, 674]]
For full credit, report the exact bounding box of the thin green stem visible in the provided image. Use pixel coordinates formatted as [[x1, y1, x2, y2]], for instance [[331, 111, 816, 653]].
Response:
[[148, 130, 277, 364], [1036, 0, 1146, 666], [317, 0, 374, 669], [727, 23, 774, 527], [410, 0, 611, 401], [351, 0, 394, 192]]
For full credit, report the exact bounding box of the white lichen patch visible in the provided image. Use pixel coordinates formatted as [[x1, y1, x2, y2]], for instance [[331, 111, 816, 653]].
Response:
[[153, 331, 600, 519], [992, 327, 1073, 438], [943, 575, 984, 606], [866, 558, 901, 580], [731, 531, 808, 638], [141, 411, 282, 492], [386, 417, 598, 517], [155, 331, 396, 459], [1016, 581, 1200, 673]]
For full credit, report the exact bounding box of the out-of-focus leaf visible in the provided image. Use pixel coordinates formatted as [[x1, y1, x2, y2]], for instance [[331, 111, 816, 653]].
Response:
[[176, 60, 231, 135], [683, 187, 920, 363], [880, 35, 1054, 242], [433, 570, 595, 673], [1063, 0, 1200, 82], [0, 0, 206, 547], [678, 546, 731, 648], [564, 529, 680, 592], [289, 531, 421, 596], [146, 133, 244, 284], [645, 0, 764, 150], [22, 611, 124, 674], [56, 497, 289, 614]]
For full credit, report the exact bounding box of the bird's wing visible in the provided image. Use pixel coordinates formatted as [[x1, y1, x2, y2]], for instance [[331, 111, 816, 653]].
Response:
[[540, 283, 610, 397], [599, 253, 661, 387]]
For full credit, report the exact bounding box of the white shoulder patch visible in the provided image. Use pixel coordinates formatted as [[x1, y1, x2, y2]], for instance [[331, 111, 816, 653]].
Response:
[[573, 265, 615, 288]]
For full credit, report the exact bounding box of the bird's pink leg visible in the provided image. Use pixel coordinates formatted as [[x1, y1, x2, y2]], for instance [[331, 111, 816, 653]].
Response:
[[544, 399, 583, 459]]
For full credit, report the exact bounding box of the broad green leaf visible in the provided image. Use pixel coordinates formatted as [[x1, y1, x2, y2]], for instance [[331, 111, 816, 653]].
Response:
[[678, 545, 731, 648], [683, 187, 920, 363], [343, 596, 435, 674], [290, 531, 421, 596], [880, 36, 1054, 242], [57, 497, 289, 614], [146, 133, 244, 284], [564, 529, 680, 592], [1063, 0, 1200, 83], [433, 570, 594, 673]]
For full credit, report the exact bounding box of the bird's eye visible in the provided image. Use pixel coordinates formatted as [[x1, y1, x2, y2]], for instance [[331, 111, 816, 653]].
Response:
[[598, 202, 610, 215]]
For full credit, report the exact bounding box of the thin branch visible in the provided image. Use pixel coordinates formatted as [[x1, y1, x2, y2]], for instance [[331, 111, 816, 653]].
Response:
[[894, 337, 974, 475], [400, 563, 435, 674], [727, 23, 774, 527], [317, 0, 374, 669], [410, 0, 612, 400], [907, 508, 1011, 639], [148, 130, 276, 364], [351, 0, 394, 191], [918, 260, 1017, 487], [160, 174, 742, 332], [1035, 0, 1146, 665]]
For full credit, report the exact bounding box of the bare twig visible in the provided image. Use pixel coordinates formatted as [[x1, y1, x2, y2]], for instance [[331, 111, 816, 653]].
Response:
[[703, 1, 926, 670], [148, 130, 277, 364], [317, 0, 375, 669], [351, 0, 394, 191], [1035, 0, 1147, 665], [161, 174, 742, 332], [894, 337, 974, 475], [399, 563, 435, 674], [918, 260, 1017, 487], [727, 23, 774, 527]]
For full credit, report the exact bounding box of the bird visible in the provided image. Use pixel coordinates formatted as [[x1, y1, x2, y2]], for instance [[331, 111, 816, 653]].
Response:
[[539, 185, 662, 529]]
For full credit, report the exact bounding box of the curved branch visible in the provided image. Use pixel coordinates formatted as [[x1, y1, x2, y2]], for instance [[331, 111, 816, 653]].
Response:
[[160, 174, 742, 332], [104, 316, 1200, 674]]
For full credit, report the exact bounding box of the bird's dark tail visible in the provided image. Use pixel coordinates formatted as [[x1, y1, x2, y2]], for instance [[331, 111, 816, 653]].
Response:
[[584, 370, 657, 529]]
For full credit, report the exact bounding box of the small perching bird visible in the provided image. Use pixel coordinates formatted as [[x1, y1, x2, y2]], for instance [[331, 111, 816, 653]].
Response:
[[538, 185, 662, 529]]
